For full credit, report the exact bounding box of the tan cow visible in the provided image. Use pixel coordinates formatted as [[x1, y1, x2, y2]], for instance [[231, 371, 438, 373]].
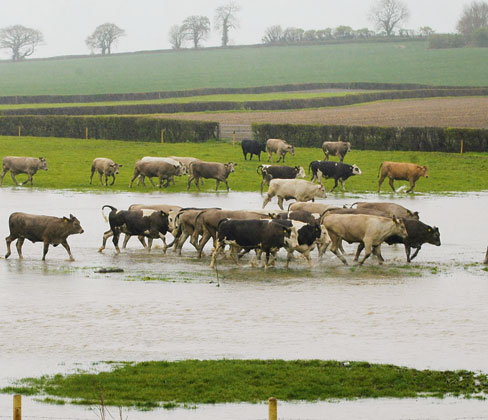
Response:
[[352, 202, 419, 219], [1, 156, 48, 186], [288, 202, 339, 214], [322, 141, 351, 162], [321, 213, 408, 265], [90, 158, 122, 186], [266, 139, 295, 163], [377, 161, 429, 193], [187, 161, 236, 191], [262, 179, 326, 210]]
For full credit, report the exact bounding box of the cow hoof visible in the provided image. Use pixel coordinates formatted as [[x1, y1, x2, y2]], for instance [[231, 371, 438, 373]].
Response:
[[98, 248, 104, 253]]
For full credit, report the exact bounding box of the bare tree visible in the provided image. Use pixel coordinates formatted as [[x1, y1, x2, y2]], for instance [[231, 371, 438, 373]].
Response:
[[262, 25, 283, 43], [457, 1, 488, 39], [215, 1, 241, 47], [369, 0, 410, 37], [182, 15, 210, 48], [419, 26, 435, 37], [168, 25, 186, 50], [0, 25, 43, 61], [86, 23, 125, 55]]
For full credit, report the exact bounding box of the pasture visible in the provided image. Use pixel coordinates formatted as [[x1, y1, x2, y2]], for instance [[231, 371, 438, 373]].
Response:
[[1, 41, 488, 95], [0, 136, 487, 193]]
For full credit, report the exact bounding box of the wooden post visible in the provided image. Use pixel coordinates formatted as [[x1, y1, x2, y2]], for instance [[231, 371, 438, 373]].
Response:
[[85, 127, 88, 140], [18, 126, 21, 137], [161, 129, 165, 144], [232, 130, 236, 145], [268, 397, 277, 420], [13, 394, 21, 420], [483, 246, 488, 265], [460, 139, 464, 155]]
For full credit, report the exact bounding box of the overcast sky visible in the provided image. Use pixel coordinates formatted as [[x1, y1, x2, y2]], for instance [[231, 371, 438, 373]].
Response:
[[0, 0, 466, 59]]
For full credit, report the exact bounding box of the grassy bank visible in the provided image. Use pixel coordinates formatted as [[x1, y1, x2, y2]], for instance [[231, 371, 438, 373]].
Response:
[[0, 136, 487, 193], [2, 360, 486, 409], [1, 42, 488, 95]]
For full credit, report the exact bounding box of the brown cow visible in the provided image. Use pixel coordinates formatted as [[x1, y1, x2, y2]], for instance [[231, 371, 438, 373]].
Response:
[[187, 161, 236, 191], [5, 212, 84, 260], [266, 139, 295, 163], [321, 213, 408, 265], [352, 202, 419, 220], [129, 160, 181, 188], [90, 158, 122, 186], [377, 161, 429, 193], [322, 141, 351, 162], [1, 156, 48, 186]]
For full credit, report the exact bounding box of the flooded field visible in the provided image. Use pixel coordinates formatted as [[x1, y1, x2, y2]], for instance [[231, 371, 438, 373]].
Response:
[[1, 188, 488, 420]]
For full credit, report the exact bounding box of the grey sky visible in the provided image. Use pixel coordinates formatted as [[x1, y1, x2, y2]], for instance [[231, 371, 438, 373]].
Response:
[[0, 0, 466, 59]]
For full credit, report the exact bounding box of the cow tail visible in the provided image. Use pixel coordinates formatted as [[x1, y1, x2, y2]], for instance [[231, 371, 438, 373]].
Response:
[[101, 205, 117, 222], [377, 162, 383, 178], [350, 202, 358, 209]]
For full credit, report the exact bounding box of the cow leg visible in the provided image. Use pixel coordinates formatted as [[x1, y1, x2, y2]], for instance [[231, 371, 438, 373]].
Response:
[[0, 168, 8, 185], [147, 237, 154, 252], [330, 179, 339, 192], [408, 246, 422, 262], [260, 179, 267, 195], [10, 172, 20, 186], [5, 235, 18, 259], [243, 150, 247, 160], [42, 242, 50, 261], [215, 180, 220, 191], [224, 180, 230, 192], [341, 179, 346, 192], [122, 234, 131, 249], [406, 180, 416, 193], [373, 245, 384, 264], [262, 193, 273, 209], [330, 235, 348, 265], [89, 167, 95, 184], [377, 174, 387, 192], [267, 151, 272, 162], [175, 231, 189, 255], [186, 175, 194, 190], [229, 244, 241, 265], [110, 175, 116, 186], [209, 241, 223, 268], [98, 229, 113, 253], [61, 240, 75, 261], [112, 231, 121, 254], [129, 171, 140, 188], [195, 177, 201, 191], [197, 231, 212, 258], [277, 196, 285, 210], [358, 241, 374, 265], [354, 243, 364, 262], [388, 177, 396, 192]]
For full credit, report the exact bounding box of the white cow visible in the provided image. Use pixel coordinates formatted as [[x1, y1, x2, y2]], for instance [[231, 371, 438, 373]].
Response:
[[262, 178, 326, 210]]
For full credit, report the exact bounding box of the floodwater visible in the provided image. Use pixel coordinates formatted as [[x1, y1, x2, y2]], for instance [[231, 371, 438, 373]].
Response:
[[0, 188, 488, 420]]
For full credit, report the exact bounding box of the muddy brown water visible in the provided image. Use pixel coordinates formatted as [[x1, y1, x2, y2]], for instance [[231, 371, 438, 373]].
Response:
[[1, 188, 487, 419]]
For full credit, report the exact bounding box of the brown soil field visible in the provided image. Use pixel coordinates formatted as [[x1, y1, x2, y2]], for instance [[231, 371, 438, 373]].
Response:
[[156, 97, 488, 129]]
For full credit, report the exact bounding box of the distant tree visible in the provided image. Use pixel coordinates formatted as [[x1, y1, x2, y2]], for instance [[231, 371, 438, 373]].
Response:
[[214, 1, 241, 47], [262, 25, 283, 43], [369, 0, 410, 37], [334, 25, 354, 39], [456, 1, 488, 40], [283, 27, 305, 43], [182, 15, 210, 48], [419, 26, 435, 37], [355, 28, 375, 38], [0, 25, 43, 61], [472, 26, 488, 46], [303, 30, 317, 41], [86, 23, 125, 55], [168, 25, 186, 49], [316, 28, 333, 40]]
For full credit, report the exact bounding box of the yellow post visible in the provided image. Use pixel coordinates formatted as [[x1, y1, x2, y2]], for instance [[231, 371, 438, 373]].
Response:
[[13, 394, 21, 420], [460, 139, 464, 155], [268, 397, 277, 420], [161, 129, 165, 144], [85, 127, 88, 140], [232, 130, 236, 145], [18, 126, 21, 136]]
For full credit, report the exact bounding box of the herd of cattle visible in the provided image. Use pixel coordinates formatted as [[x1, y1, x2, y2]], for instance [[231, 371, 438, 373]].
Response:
[[1, 138, 445, 267]]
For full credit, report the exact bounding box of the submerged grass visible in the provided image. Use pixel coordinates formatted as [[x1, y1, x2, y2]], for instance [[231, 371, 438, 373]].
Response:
[[1, 136, 488, 193], [2, 360, 487, 409]]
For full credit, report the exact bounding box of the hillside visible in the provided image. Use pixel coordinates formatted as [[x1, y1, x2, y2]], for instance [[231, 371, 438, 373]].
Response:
[[0, 41, 487, 96]]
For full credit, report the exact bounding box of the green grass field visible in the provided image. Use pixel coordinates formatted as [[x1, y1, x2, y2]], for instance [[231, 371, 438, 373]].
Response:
[[2, 360, 486, 408], [1, 41, 488, 96], [1, 136, 487, 193]]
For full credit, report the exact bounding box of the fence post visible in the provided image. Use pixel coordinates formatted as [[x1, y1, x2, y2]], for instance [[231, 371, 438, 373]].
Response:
[[460, 139, 464, 155], [85, 127, 88, 140], [268, 397, 277, 420], [232, 130, 236, 145], [13, 394, 21, 420], [161, 129, 165, 144], [18, 126, 21, 137]]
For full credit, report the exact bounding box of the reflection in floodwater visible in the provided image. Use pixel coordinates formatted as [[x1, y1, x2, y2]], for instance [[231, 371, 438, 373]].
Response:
[[1, 188, 488, 419]]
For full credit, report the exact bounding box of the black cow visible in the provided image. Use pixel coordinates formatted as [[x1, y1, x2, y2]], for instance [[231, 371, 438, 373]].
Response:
[[354, 218, 441, 263], [209, 219, 298, 269], [309, 160, 362, 192], [98, 205, 169, 254], [257, 164, 306, 194], [241, 139, 266, 161]]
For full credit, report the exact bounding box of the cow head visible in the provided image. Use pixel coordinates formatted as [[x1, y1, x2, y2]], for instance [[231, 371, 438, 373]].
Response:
[[283, 225, 299, 249], [295, 166, 306, 178], [38, 157, 48, 171], [111, 163, 122, 174], [392, 216, 408, 238], [351, 164, 362, 176], [314, 184, 327, 199], [288, 145, 295, 156], [317, 225, 332, 256], [346, 142, 351, 152], [420, 165, 429, 178], [406, 210, 420, 220], [225, 162, 237, 173], [64, 214, 84, 234], [428, 226, 441, 246]]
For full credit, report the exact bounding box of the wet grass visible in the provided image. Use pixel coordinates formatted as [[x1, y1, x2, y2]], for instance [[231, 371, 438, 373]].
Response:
[[1, 136, 488, 193], [2, 360, 487, 409]]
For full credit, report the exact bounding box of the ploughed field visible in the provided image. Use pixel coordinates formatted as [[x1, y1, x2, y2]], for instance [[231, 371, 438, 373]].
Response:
[[155, 97, 488, 129]]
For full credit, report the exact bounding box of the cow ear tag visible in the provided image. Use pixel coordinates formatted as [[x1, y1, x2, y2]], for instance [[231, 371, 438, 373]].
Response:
[[428, 228, 431, 232]]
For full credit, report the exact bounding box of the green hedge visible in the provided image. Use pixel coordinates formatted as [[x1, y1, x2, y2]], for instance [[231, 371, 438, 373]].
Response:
[[252, 123, 488, 153], [0, 116, 219, 143], [0, 82, 478, 105], [4, 88, 488, 116]]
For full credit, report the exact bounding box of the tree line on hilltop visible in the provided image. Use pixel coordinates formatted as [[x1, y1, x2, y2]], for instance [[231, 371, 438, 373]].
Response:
[[0, 0, 487, 61]]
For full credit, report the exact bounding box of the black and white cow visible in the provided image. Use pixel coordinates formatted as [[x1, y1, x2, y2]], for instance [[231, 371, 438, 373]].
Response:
[[209, 219, 299, 269], [309, 160, 361, 192], [241, 139, 266, 161], [257, 164, 306, 194], [98, 205, 170, 254]]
